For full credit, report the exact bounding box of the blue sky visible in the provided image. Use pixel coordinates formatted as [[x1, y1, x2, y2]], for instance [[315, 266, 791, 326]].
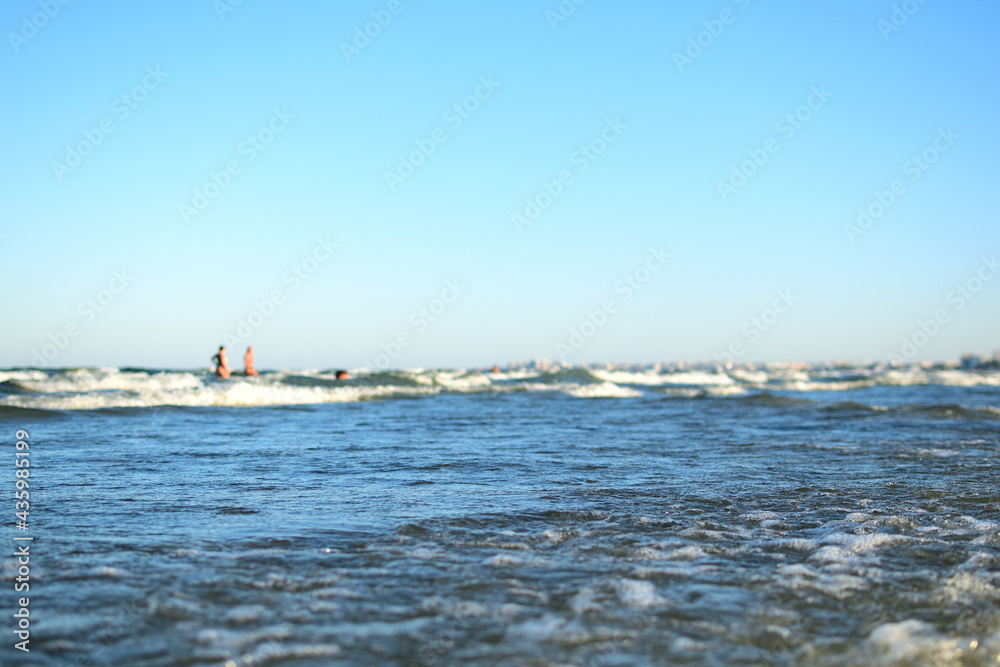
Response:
[[2, 0, 998, 369]]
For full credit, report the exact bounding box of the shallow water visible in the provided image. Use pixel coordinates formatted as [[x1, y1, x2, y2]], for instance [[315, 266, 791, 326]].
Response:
[[2, 367, 999, 665]]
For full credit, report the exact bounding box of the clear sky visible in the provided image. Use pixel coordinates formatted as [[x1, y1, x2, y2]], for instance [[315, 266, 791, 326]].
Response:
[[2, 0, 998, 369]]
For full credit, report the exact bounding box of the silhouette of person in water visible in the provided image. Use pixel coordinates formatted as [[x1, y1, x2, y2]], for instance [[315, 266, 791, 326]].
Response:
[[212, 346, 230, 379], [335, 370, 348, 380], [244, 346, 259, 376]]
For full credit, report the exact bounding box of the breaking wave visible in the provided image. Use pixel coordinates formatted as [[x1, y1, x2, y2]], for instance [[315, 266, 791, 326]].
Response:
[[0, 364, 996, 412]]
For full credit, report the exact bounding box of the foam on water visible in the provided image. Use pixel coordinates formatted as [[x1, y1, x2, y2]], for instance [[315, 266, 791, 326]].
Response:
[[859, 620, 997, 666], [703, 384, 750, 396], [3, 377, 439, 410], [820, 532, 910, 555], [591, 369, 677, 386], [2, 364, 997, 413], [614, 580, 666, 608], [0, 369, 49, 382], [658, 370, 738, 386], [930, 370, 1000, 386], [564, 381, 643, 398]]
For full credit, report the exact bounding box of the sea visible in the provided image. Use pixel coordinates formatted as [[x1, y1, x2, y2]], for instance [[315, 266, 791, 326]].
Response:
[[1, 363, 999, 666]]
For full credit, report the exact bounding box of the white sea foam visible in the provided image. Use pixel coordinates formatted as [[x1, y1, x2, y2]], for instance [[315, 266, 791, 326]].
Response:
[[778, 565, 869, 598], [729, 369, 770, 384], [880, 370, 930, 386], [484, 554, 527, 567], [958, 516, 999, 532], [810, 545, 855, 564], [3, 365, 997, 410], [13, 369, 202, 394], [770, 538, 817, 552], [937, 572, 1000, 604], [702, 384, 749, 396], [773, 379, 871, 392], [591, 369, 674, 386], [223, 605, 266, 624], [658, 387, 703, 397], [634, 546, 670, 560], [820, 531, 909, 554], [0, 369, 48, 382], [664, 545, 709, 561], [429, 371, 493, 390], [776, 565, 816, 579], [929, 370, 1000, 386], [590, 369, 736, 387], [563, 382, 643, 398], [2, 379, 437, 410], [663, 371, 737, 386], [614, 579, 665, 608], [864, 620, 977, 665], [506, 615, 567, 641], [915, 447, 962, 458]]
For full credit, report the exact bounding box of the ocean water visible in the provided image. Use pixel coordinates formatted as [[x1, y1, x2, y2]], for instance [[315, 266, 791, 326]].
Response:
[[1, 365, 999, 666]]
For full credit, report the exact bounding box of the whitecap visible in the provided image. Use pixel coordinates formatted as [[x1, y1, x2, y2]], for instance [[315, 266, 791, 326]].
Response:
[[614, 579, 665, 608], [563, 382, 643, 398]]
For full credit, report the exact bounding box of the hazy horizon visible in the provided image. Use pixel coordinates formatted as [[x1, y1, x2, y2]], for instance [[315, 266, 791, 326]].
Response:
[[5, 352, 998, 373]]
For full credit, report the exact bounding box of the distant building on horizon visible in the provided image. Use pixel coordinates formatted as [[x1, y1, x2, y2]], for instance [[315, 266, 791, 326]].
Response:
[[960, 353, 999, 370]]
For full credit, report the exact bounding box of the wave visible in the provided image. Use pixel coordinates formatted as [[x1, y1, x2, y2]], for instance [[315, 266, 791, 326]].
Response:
[[821, 401, 999, 421], [0, 404, 66, 418], [900, 403, 1000, 421], [0, 366, 995, 412], [734, 392, 814, 407]]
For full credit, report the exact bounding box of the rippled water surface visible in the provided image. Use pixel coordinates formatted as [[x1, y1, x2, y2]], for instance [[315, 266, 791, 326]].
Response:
[[2, 367, 1000, 665]]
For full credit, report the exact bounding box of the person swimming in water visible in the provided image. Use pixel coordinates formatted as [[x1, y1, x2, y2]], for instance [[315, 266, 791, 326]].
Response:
[[244, 346, 259, 376], [212, 346, 231, 379]]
